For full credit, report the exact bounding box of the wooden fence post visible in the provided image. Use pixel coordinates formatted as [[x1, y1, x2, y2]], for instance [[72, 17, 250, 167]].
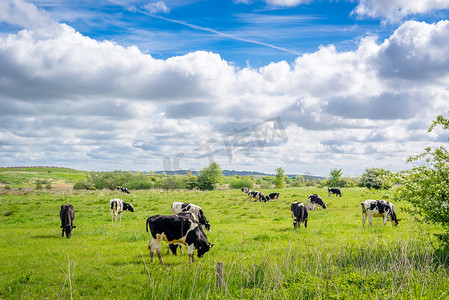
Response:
[[217, 262, 223, 290]]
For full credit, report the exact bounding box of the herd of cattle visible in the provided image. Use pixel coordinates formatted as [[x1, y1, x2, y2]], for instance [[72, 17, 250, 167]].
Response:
[[58, 186, 400, 263]]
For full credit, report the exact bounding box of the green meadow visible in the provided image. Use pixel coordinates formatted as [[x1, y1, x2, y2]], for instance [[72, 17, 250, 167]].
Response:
[[1, 187, 448, 299]]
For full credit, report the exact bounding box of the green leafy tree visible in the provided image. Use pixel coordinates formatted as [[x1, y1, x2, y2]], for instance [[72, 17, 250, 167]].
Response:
[[388, 113, 449, 246], [327, 168, 345, 187], [195, 162, 223, 190], [359, 168, 391, 190], [274, 167, 286, 189]]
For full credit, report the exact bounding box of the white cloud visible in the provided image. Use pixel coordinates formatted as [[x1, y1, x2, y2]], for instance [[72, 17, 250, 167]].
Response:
[[0, 0, 54, 29], [143, 1, 170, 14], [1, 1, 449, 175], [264, 0, 310, 7], [353, 0, 449, 21]]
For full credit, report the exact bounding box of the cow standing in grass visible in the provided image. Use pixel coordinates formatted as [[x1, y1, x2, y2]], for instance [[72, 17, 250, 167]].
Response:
[[307, 194, 326, 210], [146, 214, 213, 264], [361, 200, 399, 227], [266, 192, 280, 202], [110, 198, 135, 222], [60, 204, 76, 238], [117, 186, 130, 194], [291, 202, 308, 229], [241, 187, 266, 202], [328, 188, 342, 197]]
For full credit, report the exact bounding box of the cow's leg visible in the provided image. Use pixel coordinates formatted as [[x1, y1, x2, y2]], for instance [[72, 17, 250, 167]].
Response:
[[368, 215, 373, 226], [155, 235, 163, 264], [362, 213, 367, 227], [304, 219, 307, 228], [111, 209, 114, 222], [187, 244, 195, 263], [148, 236, 155, 262], [61, 228, 65, 237], [383, 215, 388, 226]]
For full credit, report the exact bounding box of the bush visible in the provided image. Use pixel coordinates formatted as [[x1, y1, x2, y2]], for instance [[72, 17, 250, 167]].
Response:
[[195, 163, 223, 191], [229, 178, 254, 189], [387, 113, 449, 247], [73, 180, 96, 190]]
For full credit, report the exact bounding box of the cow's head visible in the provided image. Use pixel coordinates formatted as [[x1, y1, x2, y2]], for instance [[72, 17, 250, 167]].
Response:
[[391, 213, 400, 226], [61, 225, 76, 238], [197, 242, 213, 258], [241, 187, 248, 193], [126, 203, 135, 212], [322, 203, 327, 209]]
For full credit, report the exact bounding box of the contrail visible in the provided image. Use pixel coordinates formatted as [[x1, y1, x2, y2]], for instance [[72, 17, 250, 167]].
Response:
[[136, 9, 301, 56]]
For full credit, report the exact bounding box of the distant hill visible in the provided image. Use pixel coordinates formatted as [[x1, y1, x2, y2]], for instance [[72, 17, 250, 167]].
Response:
[[153, 169, 324, 180]]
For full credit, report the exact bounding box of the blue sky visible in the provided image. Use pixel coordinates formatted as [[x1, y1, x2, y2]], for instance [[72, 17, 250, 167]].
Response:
[[27, 0, 388, 67], [1, 0, 449, 176]]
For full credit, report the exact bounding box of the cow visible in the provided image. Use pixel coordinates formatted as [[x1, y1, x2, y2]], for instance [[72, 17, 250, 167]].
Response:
[[117, 186, 130, 194], [266, 192, 280, 202], [361, 200, 399, 227], [146, 214, 213, 264], [307, 194, 326, 210], [171, 202, 211, 231], [110, 198, 135, 222], [60, 204, 76, 238], [328, 188, 342, 197], [291, 202, 308, 229], [241, 187, 266, 202]]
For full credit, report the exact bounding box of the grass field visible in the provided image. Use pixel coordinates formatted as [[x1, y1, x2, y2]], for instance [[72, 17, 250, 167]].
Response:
[[1, 187, 448, 299], [0, 167, 88, 188]]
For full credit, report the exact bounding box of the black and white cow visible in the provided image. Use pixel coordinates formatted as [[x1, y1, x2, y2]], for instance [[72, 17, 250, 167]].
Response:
[[291, 202, 308, 229], [307, 194, 326, 210], [117, 186, 130, 194], [361, 200, 399, 227], [266, 192, 280, 202], [171, 202, 211, 231], [146, 214, 213, 263], [241, 187, 266, 202], [328, 188, 342, 197], [60, 204, 76, 238], [110, 198, 135, 222]]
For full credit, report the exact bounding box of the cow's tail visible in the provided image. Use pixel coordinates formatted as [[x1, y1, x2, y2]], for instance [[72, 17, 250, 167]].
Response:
[[145, 218, 152, 248], [361, 202, 366, 214]]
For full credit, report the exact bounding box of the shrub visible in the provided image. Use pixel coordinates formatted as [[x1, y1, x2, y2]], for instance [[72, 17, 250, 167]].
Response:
[[229, 178, 254, 189], [73, 180, 96, 190]]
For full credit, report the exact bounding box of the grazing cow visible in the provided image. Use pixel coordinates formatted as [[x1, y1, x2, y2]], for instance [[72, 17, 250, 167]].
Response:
[[266, 192, 280, 202], [241, 187, 266, 202], [361, 200, 399, 227], [110, 198, 135, 222], [291, 202, 308, 229], [146, 214, 213, 263], [60, 204, 76, 238], [307, 194, 326, 210], [117, 186, 130, 194], [171, 202, 211, 231], [328, 188, 342, 197]]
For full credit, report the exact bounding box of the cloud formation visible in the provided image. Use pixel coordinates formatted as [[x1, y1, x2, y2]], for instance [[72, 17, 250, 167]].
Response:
[[0, 0, 449, 175], [353, 0, 449, 21]]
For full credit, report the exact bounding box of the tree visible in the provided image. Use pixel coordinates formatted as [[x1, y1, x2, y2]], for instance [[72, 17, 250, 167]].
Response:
[[359, 168, 391, 190], [388, 113, 449, 246], [195, 162, 223, 190], [274, 167, 286, 189], [327, 168, 345, 187]]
